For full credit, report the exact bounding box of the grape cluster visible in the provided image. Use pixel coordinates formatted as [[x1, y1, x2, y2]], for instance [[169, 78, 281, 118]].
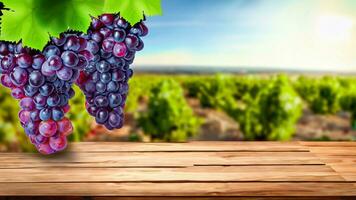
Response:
[[76, 14, 147, 130], [0, 14, 147, 154], [0, 32, 98, 154]]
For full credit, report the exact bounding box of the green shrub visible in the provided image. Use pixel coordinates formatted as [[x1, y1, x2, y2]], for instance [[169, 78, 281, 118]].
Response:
[[198, 74, 236, 109], [340, 87, 356, 130], [294, 76, 341, 114], [138, 79, 202, 142], [236, 75, 303, 140]]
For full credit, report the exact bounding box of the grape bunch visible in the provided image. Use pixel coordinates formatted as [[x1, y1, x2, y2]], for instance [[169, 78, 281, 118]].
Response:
[[0, 32, 98, 154], [76, 14, 147, 130], [0, 14, 147, 154]]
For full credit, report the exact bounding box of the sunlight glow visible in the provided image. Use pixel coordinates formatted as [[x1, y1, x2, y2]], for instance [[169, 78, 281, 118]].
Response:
[[316, 15, 353, 42]]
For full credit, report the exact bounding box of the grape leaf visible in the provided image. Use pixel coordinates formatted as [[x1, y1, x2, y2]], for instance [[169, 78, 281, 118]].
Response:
[[0, 0, 162, 50], [103, 0, 162, 25], [0, 0, 104, 50]]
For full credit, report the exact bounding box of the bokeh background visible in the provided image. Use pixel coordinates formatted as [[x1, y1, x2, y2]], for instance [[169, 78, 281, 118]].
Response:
[[1, 0, 356, 152]]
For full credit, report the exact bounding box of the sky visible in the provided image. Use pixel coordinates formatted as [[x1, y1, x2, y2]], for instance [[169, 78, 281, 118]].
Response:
[[135, 0, 356, 72]]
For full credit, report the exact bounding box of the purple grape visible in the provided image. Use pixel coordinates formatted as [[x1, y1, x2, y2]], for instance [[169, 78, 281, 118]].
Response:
[[16, 53, 32, 68], [100, 14, 115, 26], [20, 97, 35, 111], [11, 87, 25, 99], [63, 35, 80, 51], [102, 37, 115, 53], [32, 54, 45, 70], [113, 42, 127, 58], [10, 67, 28, 86], [125, 34, 139, 50], [95, 108, 109, 124], [43, 45, 60, 58], [47, 55, 62, 70], [29, 71, 45, 87], [61, 51, 79, 67], [56, 67, 73, 81], [1, 55, 15, 73], [96, 60, 110, 73], [94, 95, 109, 107]]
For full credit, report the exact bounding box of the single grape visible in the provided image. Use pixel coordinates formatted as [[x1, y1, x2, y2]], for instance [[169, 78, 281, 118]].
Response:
[[63, 35, 80, 51], [1, 55, 15, 74], [113, 29, 126, 42], [39, 108, 52, 121], [100, 28, 113, 38], [96, 60, 110, 73], [16, 53, 32, 68], [20, 97, 35, 111], [100, 72, 111, 83], [43, 45, 61, 58], [19, 110, 31, 124], [37, 142, 55, 155], [94, 95, 109, 107], [10, 67, 28, 87], [114, 17, 128, 29], [111, 70, 125, 82], [100, 14, 115, 26], [107, 81, 119, 92], [49, 136, 67, 151], [39, 83, 54, 96], [39, 119, 58, 137], [0, 74, 14, 88], [56, 67, 73, 81], [96, 81, 107, 93], [41, 61, 57, 77], [125, 34, 139, 50], [52, 107, 64, 121], [61, 51, 79, 68], [47, 55, 63, 70], [32, 54, 46, 70], [24, 84, 39, 97], [29, 70, 45, 87], [102, 37, 115, 53], [85, 40, 99, 54], [113, 42, 127, 58], [108, 111, 121, 128], [11, 87, 25, 99], [108, 92, 122, 108], [47, 94, 61, 107], [57, 117, 73, 136], [35, 134, 49, 144], [95, 108, 109, 124], [90, 31, 103, 43]]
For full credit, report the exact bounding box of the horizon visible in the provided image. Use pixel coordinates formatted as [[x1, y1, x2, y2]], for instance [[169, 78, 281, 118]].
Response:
[[134, 0, 356, 72]]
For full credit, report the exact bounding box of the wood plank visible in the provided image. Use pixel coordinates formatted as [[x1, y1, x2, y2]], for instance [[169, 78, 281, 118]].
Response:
[[307, 147, 356, 156], [2, 197, 354, 200], [0, 152, 323, 168], [0, 166, 343, 183], [0, 182, 355, 196], [300, 142, 356, 147], [68, 142, 309, 152]]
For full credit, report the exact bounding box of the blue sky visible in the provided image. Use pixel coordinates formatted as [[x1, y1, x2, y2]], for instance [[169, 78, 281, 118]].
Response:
[[135, 0, 356, 72]]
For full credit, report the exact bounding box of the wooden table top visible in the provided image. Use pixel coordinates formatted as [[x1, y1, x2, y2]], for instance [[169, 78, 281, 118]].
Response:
[[0, 141, 355, 200]]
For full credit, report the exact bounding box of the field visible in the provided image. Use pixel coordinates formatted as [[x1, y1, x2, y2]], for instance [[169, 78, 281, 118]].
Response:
[[0, 73, 356, 152]]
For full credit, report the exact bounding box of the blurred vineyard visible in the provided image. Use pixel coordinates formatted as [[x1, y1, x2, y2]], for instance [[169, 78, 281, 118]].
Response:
[[0, 73, 356, 152]]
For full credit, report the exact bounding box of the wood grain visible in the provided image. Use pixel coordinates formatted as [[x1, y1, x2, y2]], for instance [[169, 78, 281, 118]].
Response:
[[0, 141, 355, 198], [0, 182, 356, 196], [68, 142, 309, 152], [0, 151, 323, 168], [0, 166, 343, 182]]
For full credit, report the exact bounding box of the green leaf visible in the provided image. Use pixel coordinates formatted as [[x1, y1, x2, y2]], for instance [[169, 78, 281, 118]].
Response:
[[103, 0, 162, 25], [1, 0, 104, 50], [0, 0, 162, 50]]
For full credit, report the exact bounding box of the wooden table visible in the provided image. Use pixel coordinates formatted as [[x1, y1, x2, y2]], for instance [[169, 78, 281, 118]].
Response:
[[0, 142, 355, 199]]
